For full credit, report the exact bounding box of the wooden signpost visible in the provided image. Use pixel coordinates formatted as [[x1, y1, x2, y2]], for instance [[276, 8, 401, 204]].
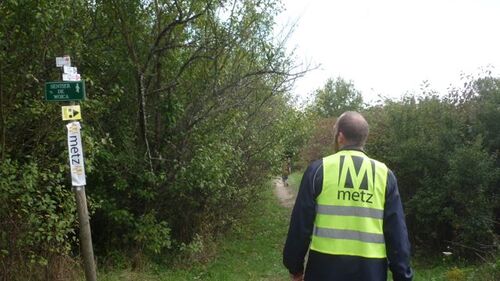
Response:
[[45, 56, 97, 281]]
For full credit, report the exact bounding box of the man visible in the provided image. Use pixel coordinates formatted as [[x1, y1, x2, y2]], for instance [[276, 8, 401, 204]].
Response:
[[282, 156, 292, 186], [283, 111, 413, 281], [281, 157, 291, 186]]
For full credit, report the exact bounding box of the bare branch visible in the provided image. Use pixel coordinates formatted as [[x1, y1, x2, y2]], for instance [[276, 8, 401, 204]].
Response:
[[143, 4, 211, 74]]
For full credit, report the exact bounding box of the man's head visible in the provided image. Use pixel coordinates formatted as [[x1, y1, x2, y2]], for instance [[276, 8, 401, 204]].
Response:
[[333, 111, 369, 151]]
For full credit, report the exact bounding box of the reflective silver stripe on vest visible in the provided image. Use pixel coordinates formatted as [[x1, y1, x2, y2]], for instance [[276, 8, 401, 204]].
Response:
[[317, 205, 384, 219], [313, 227, 385, 244]]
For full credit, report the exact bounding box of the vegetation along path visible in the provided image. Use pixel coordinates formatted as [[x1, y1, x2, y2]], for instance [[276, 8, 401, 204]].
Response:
[[91, 172, 498, 280], [97, 180, 293, 281]]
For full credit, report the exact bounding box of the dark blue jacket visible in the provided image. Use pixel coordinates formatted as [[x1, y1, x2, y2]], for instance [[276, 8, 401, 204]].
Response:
[[283, 149, 413, 281]]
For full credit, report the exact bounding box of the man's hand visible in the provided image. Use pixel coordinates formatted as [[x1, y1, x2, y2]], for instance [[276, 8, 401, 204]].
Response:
[[290, 272, 304, 281]]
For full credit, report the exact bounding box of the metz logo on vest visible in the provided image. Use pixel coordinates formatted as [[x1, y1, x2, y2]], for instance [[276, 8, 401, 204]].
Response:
[[336, 155, 375, 204]]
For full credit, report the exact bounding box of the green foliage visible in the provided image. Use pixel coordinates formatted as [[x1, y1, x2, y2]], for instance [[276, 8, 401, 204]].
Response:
[[365, 87, 499, 260], [311, 77, 363, 118], [133, 212, 171, 255], [1, 0, 305, 277], [411, 256, 500, 281], [0, 160, 77, 279], [287, 172, 303, 192], [300, 76, 364, 166], [299, 117, 336, 164], [445, 267, 466, 281], [303, 75, 499, 261], [442, 141, 498, 254], [97, 181, 291, 281]]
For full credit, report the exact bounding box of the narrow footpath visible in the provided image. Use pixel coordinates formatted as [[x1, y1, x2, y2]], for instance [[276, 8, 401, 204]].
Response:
[[273, 177, 295, 208]]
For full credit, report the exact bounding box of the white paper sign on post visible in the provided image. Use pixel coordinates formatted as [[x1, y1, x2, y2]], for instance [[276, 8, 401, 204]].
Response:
[[62, 73, 81, 81], [66, 121, 86, 186], [63, 65, 78, 74], [56, 56, 71, 67]]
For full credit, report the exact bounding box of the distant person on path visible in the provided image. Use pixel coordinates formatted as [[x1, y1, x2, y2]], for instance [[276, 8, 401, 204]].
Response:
[[283, 111, 413, 281], [282, 156, 292, 186]]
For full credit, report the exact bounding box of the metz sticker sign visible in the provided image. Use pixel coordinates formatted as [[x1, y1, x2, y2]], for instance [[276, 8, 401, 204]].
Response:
[[45, 81, 85, 101], [67, 122, 86, 186]]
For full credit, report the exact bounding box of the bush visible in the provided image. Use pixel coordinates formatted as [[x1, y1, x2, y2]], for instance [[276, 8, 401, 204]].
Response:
[[446, 267, 466, 281], [299, 117, 336, 164], [406, 139, 498, 258], [0, 160, 77, 280], [360, 92, 499, 259]]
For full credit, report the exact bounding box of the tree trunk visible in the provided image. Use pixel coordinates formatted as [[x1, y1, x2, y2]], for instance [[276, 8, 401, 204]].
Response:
[[137, 72, 153, 172], [0, 68, 5, 161]]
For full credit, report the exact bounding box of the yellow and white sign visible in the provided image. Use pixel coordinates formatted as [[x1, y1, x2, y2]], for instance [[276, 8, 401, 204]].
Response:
[[62, 105, 82, 120]]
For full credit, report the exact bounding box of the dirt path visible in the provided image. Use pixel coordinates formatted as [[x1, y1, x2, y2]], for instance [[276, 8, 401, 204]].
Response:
[[273, 177, 295, 208]]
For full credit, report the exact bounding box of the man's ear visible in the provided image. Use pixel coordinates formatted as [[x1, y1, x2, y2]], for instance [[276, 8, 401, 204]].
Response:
[[337, 132, 346, 145]]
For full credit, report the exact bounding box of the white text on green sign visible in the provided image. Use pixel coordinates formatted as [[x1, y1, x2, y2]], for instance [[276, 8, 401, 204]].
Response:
[[45, 81, 85, 101]]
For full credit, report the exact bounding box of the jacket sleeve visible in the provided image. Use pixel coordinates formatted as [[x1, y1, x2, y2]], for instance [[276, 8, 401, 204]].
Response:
[[283, 160, 322, 275], [384, 171, 414, 281]]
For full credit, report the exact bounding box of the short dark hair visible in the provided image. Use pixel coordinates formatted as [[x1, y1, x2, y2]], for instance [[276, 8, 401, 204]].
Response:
[[335, 111, 369, 147]]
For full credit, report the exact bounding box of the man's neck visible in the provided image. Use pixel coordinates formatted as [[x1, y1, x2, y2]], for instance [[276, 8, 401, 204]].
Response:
[[339, 144, 365, 152]]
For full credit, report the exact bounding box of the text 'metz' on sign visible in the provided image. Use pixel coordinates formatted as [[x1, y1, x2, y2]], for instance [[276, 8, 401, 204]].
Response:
[[67, 122, 86, 186]]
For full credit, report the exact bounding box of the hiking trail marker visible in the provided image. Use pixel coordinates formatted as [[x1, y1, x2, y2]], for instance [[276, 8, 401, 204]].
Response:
[[62, 105, 82, 121], [45, 81, 85, 101], [46, 56, 97, 281]]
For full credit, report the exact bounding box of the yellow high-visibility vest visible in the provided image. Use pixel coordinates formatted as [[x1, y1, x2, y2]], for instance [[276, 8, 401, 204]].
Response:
[[310, 150, 388, 258]]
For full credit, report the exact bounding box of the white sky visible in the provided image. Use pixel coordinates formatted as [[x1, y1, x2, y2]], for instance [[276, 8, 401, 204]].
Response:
[[276, 0, 500, 103]]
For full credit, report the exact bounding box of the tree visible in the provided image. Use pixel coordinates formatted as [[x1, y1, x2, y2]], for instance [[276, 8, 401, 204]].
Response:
[[0, 0, 306, 278], [364, 89, 499, 260], [312, 77, 363, 117]]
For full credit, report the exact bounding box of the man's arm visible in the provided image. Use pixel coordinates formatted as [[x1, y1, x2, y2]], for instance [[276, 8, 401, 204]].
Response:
[[384, 171, 413, 281], [283, 160, 322, 275]]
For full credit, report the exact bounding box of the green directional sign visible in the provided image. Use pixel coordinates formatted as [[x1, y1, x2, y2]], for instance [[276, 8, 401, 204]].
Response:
[[45, 81, 85, 102]]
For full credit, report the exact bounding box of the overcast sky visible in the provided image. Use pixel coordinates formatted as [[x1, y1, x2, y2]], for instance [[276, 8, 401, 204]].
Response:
[[276, 0, 500, 102]]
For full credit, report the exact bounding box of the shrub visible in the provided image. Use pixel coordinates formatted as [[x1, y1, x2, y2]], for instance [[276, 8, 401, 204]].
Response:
[[0, 160, 77, 280], [445, 267, 466, 281]]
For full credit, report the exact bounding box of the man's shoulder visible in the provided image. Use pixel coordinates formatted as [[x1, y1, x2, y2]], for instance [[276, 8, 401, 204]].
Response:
[[303, 159, 323, 180], [367, 156, 396, 174], [304, 159, 324, 196], [367, 156, 387, 167], [306, 159, 323, 173], [310, 158, 323, 167]]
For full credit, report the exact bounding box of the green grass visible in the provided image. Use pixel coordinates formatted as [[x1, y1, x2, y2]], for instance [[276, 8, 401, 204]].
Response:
[[287, 171, 303, 193], [97, 182, 292, 281], [95, 174, 499, 281], [410, 259, 499, 281]]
